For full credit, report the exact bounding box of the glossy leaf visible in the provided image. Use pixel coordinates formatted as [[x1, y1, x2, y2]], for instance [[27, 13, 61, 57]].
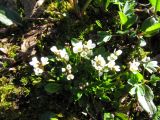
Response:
[[145, 23, 160, 33], [97, 31, 112, 45], [137, 85, 157, 116], [0, 6, 22, 26], [118, 11, 128, 25], [123, 1, 135, 15], [141, 17, 158, 32], [125, 14, 137, 28], [141, 17, 159, 37], [0, 11, 13, 26], [149, 0, 160, 12]]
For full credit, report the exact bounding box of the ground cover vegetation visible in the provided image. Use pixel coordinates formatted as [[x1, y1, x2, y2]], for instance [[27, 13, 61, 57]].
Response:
[[0, 0, 160, 119]]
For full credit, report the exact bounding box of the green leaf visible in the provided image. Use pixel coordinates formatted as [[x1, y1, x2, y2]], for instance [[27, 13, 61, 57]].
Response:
[[128, 72, 143, 85], [141, 17, 158, 31], [123, 1, 130, 14], [75, 92, 82, 101], [0, 6, 22, 26], [125, 15, 137, 28], [103, 112, 114, 120], [104, 0, 111, 10], [95, 20, 102, 28], [97, 31, 112, 45], [149, 0, 160, 12], [115, 112, 129, 120], [44, 83, 61, 94], [0, 12, 13, 26], [118, 11, 128, 25], [145, 23, 160, 33], [150, 74, 160, 86], [141, 17, 160, 37], [103, 35, 112, 42], [137, 85, 157, 116], [153, 106, 160, 120], [145, 85, 154, 100]]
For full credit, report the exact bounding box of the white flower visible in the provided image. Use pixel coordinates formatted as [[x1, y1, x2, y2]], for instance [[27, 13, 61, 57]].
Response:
[[106, 60, 116, 69], [113, 65, 120, 71], [73, 41, 83, 53], [66, 64, 72, 70], [129, 60, 140, 72], [67, 74, 74, 80], [62, 68, 66, 72], [59, 49, 69, 61], [29, 56, 49, 75], [50, 46, 69, 61], [115, 50, 122, 56], [29, 57, 40, 68], [41, 57, 49, 66], [34, 68, 43, 75], [107, 53, 118, 61], [50, 46, 58, 53], [92, 55, 106, 71], [84, 40, 96, 50]]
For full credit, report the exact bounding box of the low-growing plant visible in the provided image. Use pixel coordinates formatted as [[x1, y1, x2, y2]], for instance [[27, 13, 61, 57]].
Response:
[[29, 36, 160, 119]]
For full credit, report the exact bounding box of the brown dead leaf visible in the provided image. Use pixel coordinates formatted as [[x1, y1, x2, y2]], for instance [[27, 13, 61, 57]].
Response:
[[20, 24, 48, 53], [21, 36, 37, 53], [21, 30, 38, 52]]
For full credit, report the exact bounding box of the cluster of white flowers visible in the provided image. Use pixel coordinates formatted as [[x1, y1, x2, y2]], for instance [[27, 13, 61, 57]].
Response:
[[62, 64, 74, 80], [92, 50, 122, 75], [72, 40, 96, 58], [50, 46, 69, 61], [106, 50, 122, 71], [129, 57, 159, 73], [29, 57, 49, 75]]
